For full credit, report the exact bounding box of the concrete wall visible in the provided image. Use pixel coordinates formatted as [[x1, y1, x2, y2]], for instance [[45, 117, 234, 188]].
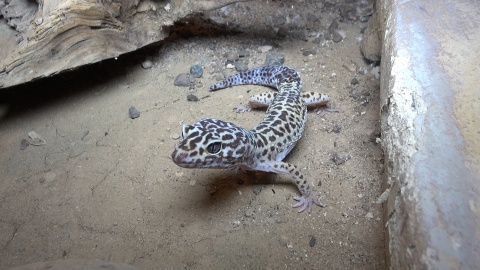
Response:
[[377, 0, 480, 268]]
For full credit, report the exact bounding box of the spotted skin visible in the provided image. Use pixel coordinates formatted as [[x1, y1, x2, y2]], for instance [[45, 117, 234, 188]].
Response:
[[172, 65, 330, 213]]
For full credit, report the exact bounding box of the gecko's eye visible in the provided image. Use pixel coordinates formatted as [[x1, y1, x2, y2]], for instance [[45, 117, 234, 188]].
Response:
[[206, 142, 222, 154]]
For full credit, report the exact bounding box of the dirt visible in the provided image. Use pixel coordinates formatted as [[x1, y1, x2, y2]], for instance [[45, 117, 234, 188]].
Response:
[[0, 1, 385, 269]]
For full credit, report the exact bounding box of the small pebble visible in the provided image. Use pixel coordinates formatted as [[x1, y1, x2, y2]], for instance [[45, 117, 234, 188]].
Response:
[[245, 209, 254, 218], [369, 129, 381, 143], [209, 16, 226, 25], [302, 50, 316, 56], [351, 77, 359, 85], [174, 73, 193, 87], [332, 30, 343, 43], [371, 66, 381, 79], [332, 124, 341, 133], [309, 236, 317, 247], [141, 60, 153, 69], [258, 45, 272, 53], [187, 94, 199, 102], [190, 64, 203, 78], [312, 34, 325, 44], [237, 50, 250, 58], [235, 62, 248, 72], [306, 13, 319, 30], [226, 51, 239, 62], [129, 106, 140, 119], [328, 21, 339, 34], [28, 131, 46, 146], [20, 139, 30, 150], [265, 53, 285, 66], [171, 133, 180, 140], [331, 152, 350, 165]]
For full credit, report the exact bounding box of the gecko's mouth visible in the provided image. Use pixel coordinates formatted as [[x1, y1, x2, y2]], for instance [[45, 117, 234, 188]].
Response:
[[172, 150, 239, 169]]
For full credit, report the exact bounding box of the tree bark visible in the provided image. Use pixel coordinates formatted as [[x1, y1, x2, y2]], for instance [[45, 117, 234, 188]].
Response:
[[0, 0, 250, 89]]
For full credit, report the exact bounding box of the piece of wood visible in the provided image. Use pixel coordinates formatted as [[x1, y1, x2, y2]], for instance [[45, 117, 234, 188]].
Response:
[[0, 0, 250, 89]]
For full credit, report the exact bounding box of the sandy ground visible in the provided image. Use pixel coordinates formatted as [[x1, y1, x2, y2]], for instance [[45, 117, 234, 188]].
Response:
[[0, 1, 385, 269]]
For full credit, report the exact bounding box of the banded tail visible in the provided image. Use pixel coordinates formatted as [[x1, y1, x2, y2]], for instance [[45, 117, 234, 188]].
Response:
[[209, 65, 302, 91]]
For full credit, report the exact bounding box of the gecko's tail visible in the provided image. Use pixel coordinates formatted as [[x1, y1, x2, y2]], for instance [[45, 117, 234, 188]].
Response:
[[209, 65, 301, 91]]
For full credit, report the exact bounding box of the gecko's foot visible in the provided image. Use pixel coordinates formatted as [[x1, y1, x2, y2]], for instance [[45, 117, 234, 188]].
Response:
[[233, 105, 252, 112], [293, 194, 326, 213]]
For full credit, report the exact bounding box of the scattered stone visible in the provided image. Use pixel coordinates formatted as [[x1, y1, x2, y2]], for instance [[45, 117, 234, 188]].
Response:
[[351, 91, 370, 106], [340, 0, 374, 22], [235, 62, 248, 72], [307, 14, 319, 30], [366, 212, 374, 219], [226, 63, 235, 69], [302, 49, 316, 56], [190, 64, 203, 78], [309, 236, 317, 247], [361, 12, 382, 61], [128, 106, 140, 119], [371, 66, 381, 79], [28, 131, 46, 146], [174, 73, 193, 87], [377, 188, 390, 204], [362, 203, 370, 212], [141, 59, 153, 69], [265, 53, 285, 66], [331, 152, 351, 165], [187, 94, 199, 102], [343, 63, 357, 72], [171, 133, 181, 140], [226, 51, 239, 62], [351, 77, 359, 85], [20, 139, 30, 150], [358, 66, 369, 75], [245, 209, 254, 218], [209, 16, 226, 25], [312, 34, 325, 44], [328, 21, 339, 34], [258, 45, 272, 53], [332, 30, 343, 43], [332, 124, 342, 133], [164, 3, 171, 11], [369, 129, 381, 143], [237, 50, 250, 58]]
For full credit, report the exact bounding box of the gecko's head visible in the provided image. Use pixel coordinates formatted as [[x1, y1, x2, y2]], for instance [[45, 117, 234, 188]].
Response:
[[171, 118, 251, 168]]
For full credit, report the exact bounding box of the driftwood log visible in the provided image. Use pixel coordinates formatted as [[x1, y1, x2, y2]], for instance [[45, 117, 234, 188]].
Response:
[[0, 0, 250, 89]]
